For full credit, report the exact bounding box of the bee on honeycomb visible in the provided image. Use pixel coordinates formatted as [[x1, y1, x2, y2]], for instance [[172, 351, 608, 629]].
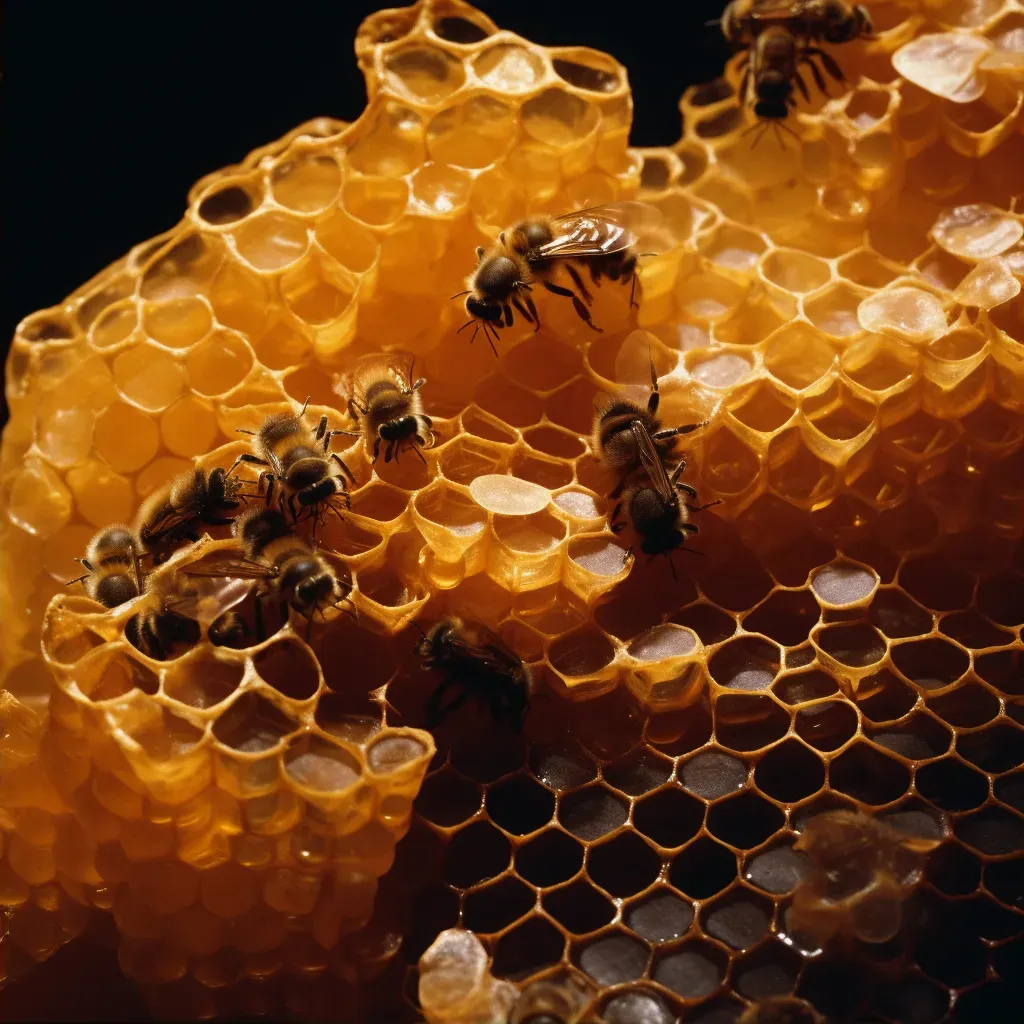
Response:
[[4, 0, 1024, 1022]]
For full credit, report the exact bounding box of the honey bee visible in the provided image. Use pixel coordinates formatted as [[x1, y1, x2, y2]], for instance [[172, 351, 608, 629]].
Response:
[[720, 1, 871, 134], [124, 601, 200, 661], [67, 525, 144, 607], [722, 0, 872, 49], [133, 466, 245, 561], [415, 617, 531, 730], [453, 203, 661, 353], [334, 356, 435, 464], [610, 421, 719, 573], [593, 345, 706, 499], [184, 506, 354, 640], [229, 399, 356, 528]]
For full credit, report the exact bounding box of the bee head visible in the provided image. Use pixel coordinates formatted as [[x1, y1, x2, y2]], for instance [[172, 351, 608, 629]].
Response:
[[294, 571, 336, 612], [753, 97, 789, 121], [640, 530, 684, 558], [466, 295, 503, 323], [210, 466, 243, 506], [379, 415, 418, 442], [286, 456, 329, 491], [94, 573, 141, 609]]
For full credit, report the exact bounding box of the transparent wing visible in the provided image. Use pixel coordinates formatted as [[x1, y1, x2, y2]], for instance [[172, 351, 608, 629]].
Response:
[[140, 504, 200, 543], [334, 351, 417, 405], [632, 421, 675, 503], [748, 0, 809, 20], [449, 619, 526, 677], [181, 557, 277, 581], [533, 202, 662, 261], [614, 329, 660, 407], [163, 576, 256, 622]]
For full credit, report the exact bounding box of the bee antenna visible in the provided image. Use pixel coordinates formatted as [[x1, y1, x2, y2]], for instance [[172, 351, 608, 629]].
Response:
[[411, 619, 427, 640], [457, 318, 476, 335], [666, 552, 678, 583], [451, 290, 471, 300]]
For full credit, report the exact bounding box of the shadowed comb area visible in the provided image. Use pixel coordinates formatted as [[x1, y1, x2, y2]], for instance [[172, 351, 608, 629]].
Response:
[[3, 1, 1024, 1021]]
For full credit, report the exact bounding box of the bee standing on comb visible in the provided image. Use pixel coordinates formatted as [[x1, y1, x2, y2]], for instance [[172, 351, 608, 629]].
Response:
[[454, 202, 662, 353]]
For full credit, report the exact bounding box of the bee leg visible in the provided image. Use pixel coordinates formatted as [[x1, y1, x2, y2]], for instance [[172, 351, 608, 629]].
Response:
[[476, 246, 486, 263], [372, 435, 382, 463], [654, 421, 707, 443], [542, 280, 602, 332], [740, 66, 750, 103], [687, 499, 723, 514], [328, 453, 357, 488], [412, 441, 428, 465], [511, 295, 536, 329], [522, 291, 541, 330], [607, 478, 625, 501], [565, 263, 594, 306], [253, 595, 267, 644], [502, 304, 515, 329], [800, 55, 828, 97], [425, 679, 459, 727], [227, 452, 269, 480], [806, 45, 845, 83], [299, 396, 311, 419], [610, 501, 624, 530]]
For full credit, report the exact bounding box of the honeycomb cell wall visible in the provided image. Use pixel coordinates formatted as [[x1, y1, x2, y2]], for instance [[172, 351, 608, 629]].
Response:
[[2, 1, 1024, 1022]]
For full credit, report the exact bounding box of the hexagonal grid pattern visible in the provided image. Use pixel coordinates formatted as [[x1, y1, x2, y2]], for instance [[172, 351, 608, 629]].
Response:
[[2, 1, 1024, 1022]]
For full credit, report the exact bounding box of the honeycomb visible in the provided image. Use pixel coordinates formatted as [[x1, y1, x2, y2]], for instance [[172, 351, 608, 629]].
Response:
[[2, 0, 1024, 1021]]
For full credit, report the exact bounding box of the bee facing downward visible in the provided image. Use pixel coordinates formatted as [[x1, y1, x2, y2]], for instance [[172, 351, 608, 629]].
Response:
[[415, 617, 531, 730], [228, 398, 356, 528], [721, 1, 872, 138], [454, 202, 660, 354], [184, 506, 354, 640], [334, 356, 435, 464], [68, 525, 144, 607], [134, 466, 245, 562], [611, 422, 719, 574], [593, 351, 706, 499]]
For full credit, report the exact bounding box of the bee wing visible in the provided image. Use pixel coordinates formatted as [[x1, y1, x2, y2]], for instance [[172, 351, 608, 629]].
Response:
[[163, 577, 256, 622], [181, 557, 277, 580], [533, 202, 663, 261], [632, 420, 675, 503], [448, 619, 527, 677], [746, 0, 808, 20], [139, 504, 201, 543], [614, 329, 661, 407]]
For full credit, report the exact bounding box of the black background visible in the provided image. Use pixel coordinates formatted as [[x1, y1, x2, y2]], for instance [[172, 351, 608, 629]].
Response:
[[1, 1, 728, 427]]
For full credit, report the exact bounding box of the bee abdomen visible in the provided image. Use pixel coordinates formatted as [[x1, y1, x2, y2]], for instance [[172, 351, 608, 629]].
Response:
[[93, 573, 141, 608]]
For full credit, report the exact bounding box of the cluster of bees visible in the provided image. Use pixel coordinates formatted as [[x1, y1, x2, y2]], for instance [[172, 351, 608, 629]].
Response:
[[70, 197, 721, 733], [720, 0, 873, 141]]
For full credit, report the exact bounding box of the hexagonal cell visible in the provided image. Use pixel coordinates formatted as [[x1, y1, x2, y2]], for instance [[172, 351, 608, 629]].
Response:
[[416, 768, 482, 827], [995, 771, 1024, 814], [601, 989, 678, 1024], [515, 829, 584, 888], [815, 622, 887, 669], [977, 573, 1024, 628], [443, 821, 511, 888], [733, 941, 804, 1001], [252, 639, 320, 701], [926, 842, 982, 897], [868, 588, 935, 640], [283, 735, 361, 795], [715, 694, 790, 752], [940, 612, 1012, 653], [603, 749, 672, 796], [484, 772, 555, 836], [707, 791, 785, 850], [829, 742, 911, 805], [673, 603, 737, 645], [670, 838, 737, 899], [632, 787, 704, 849], [773, 670, 839, 706], [743, 590, 820, 648], [916, 759, 989, 813], [899, 555, 975, 612], [869, 714, 952, 761], [857, 670, 918, 723], [575, 929, 650, 986], [755, 740, 826, 802], [543, 880, 614, 935], [212, 692, 296, 753], [652, 939, 728, 1000], [708, 636, 782, 692], [794, 700, 859, 753], [588, 831, 660, 899], [625, 887, 695, 943], [701, 889, 774, 950], [558, 785, 628, 841], [462, 876, 535, 935], [491, 916, 565, 981], [680, 750, 747, 800], [163, 654, 242, 710], [957, 723, 1024, 774]]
